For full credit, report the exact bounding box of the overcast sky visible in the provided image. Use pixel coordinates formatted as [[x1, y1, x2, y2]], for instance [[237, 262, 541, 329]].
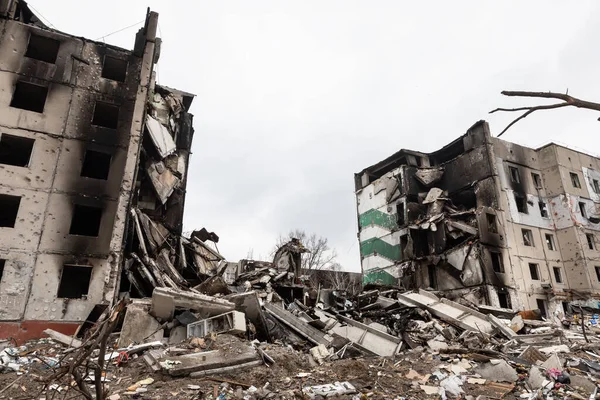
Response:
[[34, 1, 600, 272]]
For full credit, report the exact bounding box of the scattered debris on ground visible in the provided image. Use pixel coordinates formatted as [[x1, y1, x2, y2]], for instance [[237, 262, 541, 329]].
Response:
[[2, 238, 600, 399]]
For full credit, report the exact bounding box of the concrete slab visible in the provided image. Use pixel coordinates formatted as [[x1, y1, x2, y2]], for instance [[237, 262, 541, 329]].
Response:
[[225, 291, 270, 340], [474, 360, 518, 383], [527, 366, 545, 389], [169, 326, 187, 344], [118, 304, 163, 348], [152, 287, 235, 317], [151, 291, 175, 320]]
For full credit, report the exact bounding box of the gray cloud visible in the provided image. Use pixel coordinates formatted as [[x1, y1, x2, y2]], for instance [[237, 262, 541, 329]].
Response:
[[36, 0, 600, 271]]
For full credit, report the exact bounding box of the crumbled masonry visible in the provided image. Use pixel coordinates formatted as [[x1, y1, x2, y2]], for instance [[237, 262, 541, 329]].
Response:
[[355, 120, 600, 318], [3, 1, 600, 399]]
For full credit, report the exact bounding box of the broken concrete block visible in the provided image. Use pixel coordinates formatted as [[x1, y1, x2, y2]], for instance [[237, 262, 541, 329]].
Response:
[[225, 291, 270, 340], [474, 360, 518, 383], [423, 187, 444, 204], [151, 290, 175, 320], [169, 326, 187, 344], [43, 329, 83, 348], [487, 314, 516, 339], [569, 375, 597, 395], [539, 344, 570, 355], [509, 315, 524, 332], [187, 311, 246, 338], [303, 381, 356, 398], [152, 287, 235, 317], [118, 304, 164, 348], [420, 385, 440, 395], [415, 168, 444, 187], [427, 338, 449, 351], [310, 344, 331, 365], [154, 336, 259, 376], [528, 366, 545, 389], [541, 353, 562, 370], [518, 346, 546, 364]]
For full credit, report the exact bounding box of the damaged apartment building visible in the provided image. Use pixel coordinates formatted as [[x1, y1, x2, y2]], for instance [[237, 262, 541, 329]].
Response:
[[0, 1, 197, 341], [355, 120, 600, 318]]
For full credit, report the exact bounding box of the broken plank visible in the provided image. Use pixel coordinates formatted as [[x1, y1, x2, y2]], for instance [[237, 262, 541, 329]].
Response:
[[43, 329, 83, 348], [487, 314, 517, 340]]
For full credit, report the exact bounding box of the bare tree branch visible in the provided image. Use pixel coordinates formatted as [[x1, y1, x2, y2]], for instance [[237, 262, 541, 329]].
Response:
[[273, 229, 337, 271], [491, 90, 600, 137]]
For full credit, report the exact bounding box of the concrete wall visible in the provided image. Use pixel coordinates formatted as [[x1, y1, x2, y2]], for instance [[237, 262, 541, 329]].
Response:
[[0, 13, 156, 327]]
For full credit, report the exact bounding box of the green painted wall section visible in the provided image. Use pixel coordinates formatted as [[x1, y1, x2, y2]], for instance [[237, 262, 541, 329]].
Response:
[[360, 238, 401, 260], [359, 209, 397, 230], [363, 269, 397, 285]]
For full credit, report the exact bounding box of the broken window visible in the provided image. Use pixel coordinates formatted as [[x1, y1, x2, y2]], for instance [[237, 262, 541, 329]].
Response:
[[57, 264, 92, 299], [536, 299, 547, 318], [486, 213, 498, 234], [514, 193, 527, 214], [545, 234, 555, 251], [596, 266, 600, 282], [400, 235, 408, 260], [427, 265, 437, 289], [562, 302, 571, 315], [10, 81, 48, 113], [587, 233, 595, 250], [0, 259, 5, 283], [490, 252, 504, 273], [579, 202, 588, 219], [397, 174, 404, 196], [80, 150, 111, 180], [570, 172, 581, 189], [0, 134, 34, 167], [509, 166, 520, 183], [101, 56, 128, 82], [538, 201, 549, 218], [25, 34, 60, 63], [69, 204, 103, 237], [531, 173, 542, 189], [529, 263, 540, 280], [553, 267, 562, 284], [522, 229, 534, 246], [91, 101, 119, 129], [0, 194, 21, 227], [396, 202, 405, 226], [594, 179, 600, 194], [497, 292, 510, 309]]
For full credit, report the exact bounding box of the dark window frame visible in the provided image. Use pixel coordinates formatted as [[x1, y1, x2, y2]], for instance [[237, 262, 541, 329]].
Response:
[[529, 263, 540, 280], [570, 172, 581, 189], [0, 134, 34, 167], [553, 267, 562, 284], [509, 166, 520, 183], [545, 234, 555, 251], [522, 229, 534, 247]]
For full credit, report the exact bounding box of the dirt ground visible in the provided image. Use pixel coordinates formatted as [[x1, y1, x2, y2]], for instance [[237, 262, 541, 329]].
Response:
[[0, 344, 529, 400]]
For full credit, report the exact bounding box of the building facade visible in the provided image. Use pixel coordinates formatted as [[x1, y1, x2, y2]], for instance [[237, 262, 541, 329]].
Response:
[[0, 1, 195, 341], [355, 120, 600, 317]]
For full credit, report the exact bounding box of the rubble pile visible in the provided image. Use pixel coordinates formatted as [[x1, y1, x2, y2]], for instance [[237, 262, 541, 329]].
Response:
[[2, 238, 600, 399]]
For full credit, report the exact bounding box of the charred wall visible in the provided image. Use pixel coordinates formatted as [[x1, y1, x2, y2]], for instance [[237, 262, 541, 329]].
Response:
[[0, 4, 162, 329]]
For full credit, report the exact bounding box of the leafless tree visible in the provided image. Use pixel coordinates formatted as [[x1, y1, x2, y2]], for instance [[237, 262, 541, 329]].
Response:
[[491, 90, 600, 137], [273, 229, 337, 271], [321, 263, 361, 295]]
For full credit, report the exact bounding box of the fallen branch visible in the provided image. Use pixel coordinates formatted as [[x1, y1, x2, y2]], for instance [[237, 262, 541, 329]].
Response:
[[0, 374, 24, 395], [490, 91, 600, 137], [42, 300, 127, 400]]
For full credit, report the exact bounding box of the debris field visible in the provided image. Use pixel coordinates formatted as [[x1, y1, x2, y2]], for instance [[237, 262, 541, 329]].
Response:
[[1, 238, 600, 400]]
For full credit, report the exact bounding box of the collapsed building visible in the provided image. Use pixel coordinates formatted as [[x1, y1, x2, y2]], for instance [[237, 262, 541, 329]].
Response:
[[355, 120, 600, 318], [0, 1, 196, 341]]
